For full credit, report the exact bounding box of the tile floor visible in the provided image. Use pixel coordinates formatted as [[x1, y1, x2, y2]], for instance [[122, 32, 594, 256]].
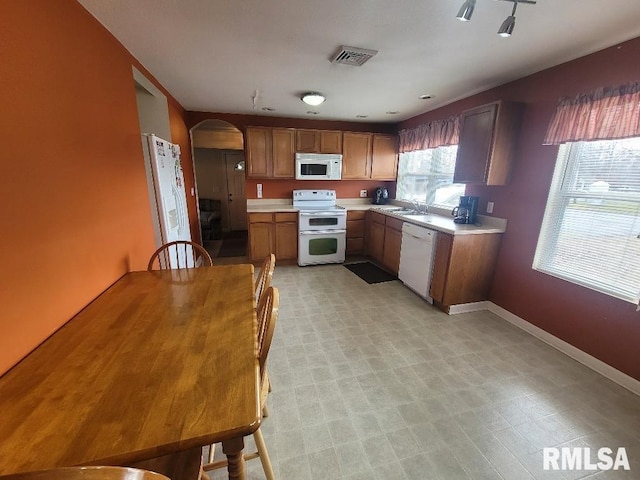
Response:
[[207, 264, 640, 479]]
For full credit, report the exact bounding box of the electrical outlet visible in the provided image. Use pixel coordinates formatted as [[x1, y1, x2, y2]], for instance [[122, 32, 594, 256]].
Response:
[[487, 201, 494, 214], [360, 190, 367, 198], [257, 183, 263, 199]]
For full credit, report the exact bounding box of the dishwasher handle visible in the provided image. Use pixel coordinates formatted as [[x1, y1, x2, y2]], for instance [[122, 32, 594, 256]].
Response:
[[402, 223, 436, 241]]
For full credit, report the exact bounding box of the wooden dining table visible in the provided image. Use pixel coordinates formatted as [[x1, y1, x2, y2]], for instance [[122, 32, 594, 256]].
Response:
[[0, 265, 260, 480]]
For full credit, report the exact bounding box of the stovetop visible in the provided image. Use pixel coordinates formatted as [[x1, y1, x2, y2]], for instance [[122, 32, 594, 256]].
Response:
[[296, 205, 346, 213], [293, 189, 341, 212]]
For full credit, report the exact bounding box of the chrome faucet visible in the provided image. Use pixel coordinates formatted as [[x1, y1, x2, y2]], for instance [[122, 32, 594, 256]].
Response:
[[410, 200, 428, 214]]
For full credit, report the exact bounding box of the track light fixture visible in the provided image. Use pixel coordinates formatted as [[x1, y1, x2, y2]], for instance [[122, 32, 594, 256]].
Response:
[[456, 0, 475, 21], [498, 1, 518, 37], [455, 0, 536, 37]]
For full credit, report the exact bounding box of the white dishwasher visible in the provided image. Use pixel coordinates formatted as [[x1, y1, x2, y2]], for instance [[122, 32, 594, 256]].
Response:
[[398, 223, 436, 302]]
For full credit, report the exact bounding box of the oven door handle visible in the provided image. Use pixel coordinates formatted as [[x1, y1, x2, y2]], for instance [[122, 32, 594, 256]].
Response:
[[300, 229, 347, 235]]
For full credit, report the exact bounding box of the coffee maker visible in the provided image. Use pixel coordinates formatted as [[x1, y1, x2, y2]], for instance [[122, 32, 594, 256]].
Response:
[[371, 187, 389, 205], [452, 195, 479, 224]]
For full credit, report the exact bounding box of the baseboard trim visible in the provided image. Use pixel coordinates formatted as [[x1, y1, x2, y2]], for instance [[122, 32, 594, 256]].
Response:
[[447, 301, 491, 315], [486, 302, 640, 397]]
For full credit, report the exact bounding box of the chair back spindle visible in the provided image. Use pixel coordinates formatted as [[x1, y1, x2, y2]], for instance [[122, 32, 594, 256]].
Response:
[[255, 254, 275, 305], [148, 241, 213, 270]]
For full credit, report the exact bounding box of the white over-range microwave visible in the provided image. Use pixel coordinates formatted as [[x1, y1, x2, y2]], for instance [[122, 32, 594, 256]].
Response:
[[295, 153, 342, 180]]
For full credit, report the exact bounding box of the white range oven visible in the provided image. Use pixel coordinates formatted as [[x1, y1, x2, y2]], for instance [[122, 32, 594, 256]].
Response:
[[293, 190, 346, 266]]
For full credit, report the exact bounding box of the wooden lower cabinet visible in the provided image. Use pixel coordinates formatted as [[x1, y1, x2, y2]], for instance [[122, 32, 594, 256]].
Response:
[[365, 211, 385, 264], [346, 210, 366, 255], [248, 212, 298, 263], [274, 214, 298, 261], [382, 222, 402, 274], [365, 211, 402, 275], [248, 221, 273, 262], [430, 232, 502, 309]]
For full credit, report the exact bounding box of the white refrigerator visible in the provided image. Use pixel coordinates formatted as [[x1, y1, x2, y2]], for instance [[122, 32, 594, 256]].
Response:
[[143, 134, 192, 267]]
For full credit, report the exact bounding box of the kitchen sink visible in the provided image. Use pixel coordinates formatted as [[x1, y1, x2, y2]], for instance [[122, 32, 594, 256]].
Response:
[[389, 207, 420, 215]]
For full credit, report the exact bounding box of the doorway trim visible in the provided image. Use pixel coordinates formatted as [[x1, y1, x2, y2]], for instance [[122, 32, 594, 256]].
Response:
[[189, 120, 245, 242]]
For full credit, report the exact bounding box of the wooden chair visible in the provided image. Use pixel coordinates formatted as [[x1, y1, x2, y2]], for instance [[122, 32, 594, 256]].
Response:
[[147, 240, 213, 270], [254, 254, 275, 306], [0, 467, 169, 480], [202, 286, 279, 480], [255, 254, 276, 396]]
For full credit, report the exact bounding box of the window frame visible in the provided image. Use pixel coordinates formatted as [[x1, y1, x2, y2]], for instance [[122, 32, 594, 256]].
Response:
[[396, 145, 465, 208], [533, 141, 640, 304]]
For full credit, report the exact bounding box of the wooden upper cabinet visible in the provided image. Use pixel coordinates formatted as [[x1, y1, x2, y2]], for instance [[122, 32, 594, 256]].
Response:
[[272, 128, 295, 178], [454, 100, 523, 185], [319, 130, 342, 153], [245, 127, 271, 177], [295, 130, 320, 153], [295, 129, 342, 153], [245, 127, 294, 178], [342, 132, 372, 179], [371, 134, 399, 180], [249, 127, 396, 179]]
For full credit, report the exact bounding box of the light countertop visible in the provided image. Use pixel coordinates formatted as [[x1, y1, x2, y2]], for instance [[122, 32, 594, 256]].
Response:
[[246, 198, 506, 235]]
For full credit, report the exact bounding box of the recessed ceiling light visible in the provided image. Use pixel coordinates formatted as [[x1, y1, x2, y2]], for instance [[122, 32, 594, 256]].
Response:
[[386, 111, 400, 115], [419, 94, 434, 100], [306, 111, 319, 115], [356, 115, 368, 118], [301, 92, 326, 106], [261, 107, 275, 111]]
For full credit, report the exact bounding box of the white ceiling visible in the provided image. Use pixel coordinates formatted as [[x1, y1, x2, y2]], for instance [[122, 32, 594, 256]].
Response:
[[78, 0, 640, 123]]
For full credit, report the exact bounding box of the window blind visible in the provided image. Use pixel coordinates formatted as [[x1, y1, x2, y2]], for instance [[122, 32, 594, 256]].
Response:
[[396, 146, 464, 207], [534, 139, 640, 304]]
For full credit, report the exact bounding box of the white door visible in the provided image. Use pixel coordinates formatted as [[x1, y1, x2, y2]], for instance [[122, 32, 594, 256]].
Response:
[[225, 152, 247, 231]]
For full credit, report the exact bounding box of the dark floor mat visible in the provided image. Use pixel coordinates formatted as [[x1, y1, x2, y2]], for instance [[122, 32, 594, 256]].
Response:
[[217, 230, 248, 258], [344, 262, 397, 284]]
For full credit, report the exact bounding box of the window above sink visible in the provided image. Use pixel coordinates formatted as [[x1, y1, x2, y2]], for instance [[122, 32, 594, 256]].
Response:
[[396, 146, 465, 208]]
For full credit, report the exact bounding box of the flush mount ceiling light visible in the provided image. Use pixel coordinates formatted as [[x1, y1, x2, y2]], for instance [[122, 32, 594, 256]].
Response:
[[301, 92, 326, 106], [456, 0, 536, 37]]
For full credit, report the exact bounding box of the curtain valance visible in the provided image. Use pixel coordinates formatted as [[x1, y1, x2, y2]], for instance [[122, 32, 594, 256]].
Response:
[[543, 82, 640, 145], [398, 116, 460, 153]]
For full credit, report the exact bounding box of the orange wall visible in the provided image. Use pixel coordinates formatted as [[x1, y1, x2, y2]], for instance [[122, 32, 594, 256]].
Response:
[[399, 37, 640, 381], [0, 1, 194, 375]]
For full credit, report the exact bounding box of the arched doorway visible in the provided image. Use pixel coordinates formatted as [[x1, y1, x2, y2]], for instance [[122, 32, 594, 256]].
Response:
[[190, 120, 247, 260]]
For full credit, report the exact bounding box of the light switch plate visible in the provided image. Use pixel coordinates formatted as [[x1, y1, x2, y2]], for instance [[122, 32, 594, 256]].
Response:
[[257, 184, 263, 199], [360, 190, 367, 198], [487, 201, 494, 213]]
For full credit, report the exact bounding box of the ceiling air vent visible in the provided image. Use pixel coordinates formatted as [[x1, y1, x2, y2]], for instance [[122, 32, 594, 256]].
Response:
[[330, 46, 378, 66]]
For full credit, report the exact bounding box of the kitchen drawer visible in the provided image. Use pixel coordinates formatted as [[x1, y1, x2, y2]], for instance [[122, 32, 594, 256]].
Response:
[[249, 212, 274, 223], [385, 216, 404, 231], [347, 210, 367, 220], [275, 212, 297, 223]]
